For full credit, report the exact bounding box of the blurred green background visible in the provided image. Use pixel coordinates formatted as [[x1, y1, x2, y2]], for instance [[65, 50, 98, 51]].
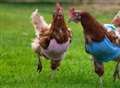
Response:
[[0, 0, 120, 88]]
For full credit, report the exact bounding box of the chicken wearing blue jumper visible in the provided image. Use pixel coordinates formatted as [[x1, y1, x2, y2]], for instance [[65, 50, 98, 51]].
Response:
[[69, 8, 120, 88]]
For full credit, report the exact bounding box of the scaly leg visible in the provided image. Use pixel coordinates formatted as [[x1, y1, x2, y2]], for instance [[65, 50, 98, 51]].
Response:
[[50, 59, 61, 79], [36, 54, 42, 72], [99, 76, 103, 88], [93, 57, 104, 88]]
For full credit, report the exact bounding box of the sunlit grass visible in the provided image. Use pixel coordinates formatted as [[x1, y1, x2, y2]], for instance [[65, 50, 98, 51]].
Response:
[[0, 3, 120, 88]]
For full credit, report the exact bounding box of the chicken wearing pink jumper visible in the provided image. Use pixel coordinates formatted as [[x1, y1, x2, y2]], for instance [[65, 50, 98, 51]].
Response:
[[31, 3, 72, 75]]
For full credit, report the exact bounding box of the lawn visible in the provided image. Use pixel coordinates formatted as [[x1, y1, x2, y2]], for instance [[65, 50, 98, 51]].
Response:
[[0, 3, 120, 88]]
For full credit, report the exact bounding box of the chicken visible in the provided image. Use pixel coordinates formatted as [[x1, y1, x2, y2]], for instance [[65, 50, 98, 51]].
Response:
[[31, 3, 72, 76], [68, 8, 120, 87]]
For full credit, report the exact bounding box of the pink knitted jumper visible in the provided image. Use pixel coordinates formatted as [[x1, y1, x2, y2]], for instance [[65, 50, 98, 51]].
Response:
[[32, 38, 71, 60]]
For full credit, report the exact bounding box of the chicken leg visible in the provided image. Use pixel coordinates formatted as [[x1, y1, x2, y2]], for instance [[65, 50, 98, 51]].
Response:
[[37, 54, 42, 72], [50, 59, 61, 78], [93, 57, 104, 88], [113, 61, 120, 81]]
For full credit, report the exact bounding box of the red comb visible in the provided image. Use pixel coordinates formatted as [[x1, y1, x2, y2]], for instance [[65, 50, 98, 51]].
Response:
[[69, 7, 75, 17], [55, 2, 63, 13]]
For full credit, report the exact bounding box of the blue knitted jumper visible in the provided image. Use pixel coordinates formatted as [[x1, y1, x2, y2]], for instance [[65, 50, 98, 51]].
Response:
[[86, 37, 120, 62]]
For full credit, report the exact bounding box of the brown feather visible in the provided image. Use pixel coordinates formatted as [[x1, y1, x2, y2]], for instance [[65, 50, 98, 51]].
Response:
[[38, 5, 71, 49], [50, 15, 71, 43], [79, 11, 117, 44]]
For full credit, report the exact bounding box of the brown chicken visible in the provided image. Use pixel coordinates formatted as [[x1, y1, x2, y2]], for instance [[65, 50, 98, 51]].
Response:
[[31, 3, 72, 76], [69, 8, 120, 87]]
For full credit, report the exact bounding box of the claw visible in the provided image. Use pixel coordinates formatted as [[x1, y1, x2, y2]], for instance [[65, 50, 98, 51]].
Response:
[[36, 54, 42, 73], [96, 76, 104, 88], [49, 70, 57, 79], [99, 77, 103, 88], [37, 63, 42, 72]]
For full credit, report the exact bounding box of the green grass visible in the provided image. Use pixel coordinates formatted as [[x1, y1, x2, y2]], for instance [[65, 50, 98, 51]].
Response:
[[0, 3, 120, 88]]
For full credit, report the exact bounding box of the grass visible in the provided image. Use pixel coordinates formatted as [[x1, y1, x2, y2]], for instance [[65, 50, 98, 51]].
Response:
[[0, 3, 120, 88]]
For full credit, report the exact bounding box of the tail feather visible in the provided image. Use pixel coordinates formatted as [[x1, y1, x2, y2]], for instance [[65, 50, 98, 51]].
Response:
[[31, 9, 40, 26], [31, 9, 38, 18], [31, 9, 50, 37]]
